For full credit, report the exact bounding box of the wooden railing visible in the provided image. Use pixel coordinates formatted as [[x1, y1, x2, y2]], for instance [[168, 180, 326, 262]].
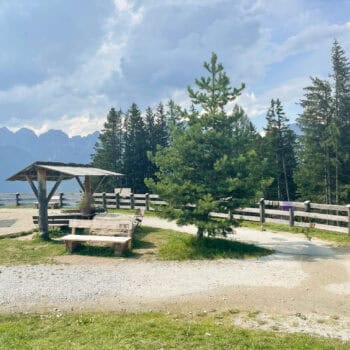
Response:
[[1, 193, 349, 234], [0, 192, 165, 210]]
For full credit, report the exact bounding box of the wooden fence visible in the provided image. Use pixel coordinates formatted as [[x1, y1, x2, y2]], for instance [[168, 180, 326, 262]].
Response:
[[1, 192, 350, 234], [0, 192, 165, 210]]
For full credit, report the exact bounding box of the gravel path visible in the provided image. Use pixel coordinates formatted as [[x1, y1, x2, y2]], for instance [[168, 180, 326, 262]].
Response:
[[0, 258, 306, 308], [1, 209, 350, 340]]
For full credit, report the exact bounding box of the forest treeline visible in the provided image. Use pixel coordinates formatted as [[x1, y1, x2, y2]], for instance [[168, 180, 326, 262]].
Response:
[[92, 41, 350, 205]]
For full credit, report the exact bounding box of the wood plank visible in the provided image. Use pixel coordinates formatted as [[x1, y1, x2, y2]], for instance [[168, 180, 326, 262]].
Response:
[[232, 214, 260, 221], [235, 208, 260, 214], [309, 203, 348, 212], [265, 209, 289, 216], [62, 234, 131, 243], [294, 211, 348, 222]]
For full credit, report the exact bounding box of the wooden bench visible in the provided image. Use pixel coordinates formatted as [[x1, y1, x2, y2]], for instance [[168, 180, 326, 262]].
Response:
[[69, 217, 136, 236], [62, 234, 132, 256]]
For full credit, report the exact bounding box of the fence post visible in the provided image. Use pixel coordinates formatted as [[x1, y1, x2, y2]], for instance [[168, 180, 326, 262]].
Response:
[[130, 193, 135, 209], [145, 193, 150, 211], [259, 198, 265, 224], [102, 192, 107, 211], [289, 207, 295, 227], [304, 200, 311, 212], [347, 204, 350, 235], [15, 192, 20, 206], [304, 200, 311, 227], [59, 193, 64, 208], [115, 193, 120, 209]]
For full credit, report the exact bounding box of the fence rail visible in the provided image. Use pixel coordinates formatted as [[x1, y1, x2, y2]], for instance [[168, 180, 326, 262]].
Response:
[[1, 193, 350, 234]]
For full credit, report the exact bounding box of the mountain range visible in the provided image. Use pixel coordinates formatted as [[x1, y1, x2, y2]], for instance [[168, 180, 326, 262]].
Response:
[[0, 122, 301, 193], [0, 127, 99, 192]]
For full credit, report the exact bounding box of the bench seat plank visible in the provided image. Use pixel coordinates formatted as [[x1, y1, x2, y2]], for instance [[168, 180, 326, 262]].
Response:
[[61, 234, 132, 256], [62, 234, 131, 243]]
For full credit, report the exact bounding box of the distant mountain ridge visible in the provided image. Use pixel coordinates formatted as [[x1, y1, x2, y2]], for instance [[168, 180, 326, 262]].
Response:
[[0, 127, 99, 192]]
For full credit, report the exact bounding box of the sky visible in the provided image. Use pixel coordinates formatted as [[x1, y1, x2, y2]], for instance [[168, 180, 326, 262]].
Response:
[[1, 0, 350, 136]]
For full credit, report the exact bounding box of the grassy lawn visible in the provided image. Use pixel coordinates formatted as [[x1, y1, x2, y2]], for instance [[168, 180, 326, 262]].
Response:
[[240, 221, 350, 246], [0, 312, 348, 349], [0, 234, 65, 265], [0, 226, 271, 265], [135, 226, 272, 260]]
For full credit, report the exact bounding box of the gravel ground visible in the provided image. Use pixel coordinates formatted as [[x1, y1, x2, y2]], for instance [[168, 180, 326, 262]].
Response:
[[0, 208, 59, 236], [0, 258, 306, 307]]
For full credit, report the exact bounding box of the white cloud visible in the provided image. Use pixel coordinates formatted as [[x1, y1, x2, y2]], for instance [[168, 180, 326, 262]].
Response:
[[1, 0, 350, 135]]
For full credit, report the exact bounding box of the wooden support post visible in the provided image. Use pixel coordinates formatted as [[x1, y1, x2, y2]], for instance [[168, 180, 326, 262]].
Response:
[[289, 207, 295, 227], [115, 193, 120, 209], [84, 176, 92, 214], [145, 193, 149, 211], [37, 167, 49, 240], [130, 193, 135, 209], [59, 193, 64, 208], [102, 192, 107, 211], [15, 192, 20, 206], [304, 200, 311, 212], [259, 198, 265, 224], [304, 200, 311, 228], [347, 204, 350, 235]]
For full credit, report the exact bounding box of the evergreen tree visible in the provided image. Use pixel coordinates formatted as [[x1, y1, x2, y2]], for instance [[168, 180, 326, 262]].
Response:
[[263, 99, 297, 201], [167, 99, 184, 127], [296, 41, 350, 203], [124, 103, 148, 193], [295, 78, 335, 203], [144, 106, 158, 180], [147, 53, 262, 239], [331, 40, 350, 202], [92, 108, 124, 192], [154, 102, 169, 148]]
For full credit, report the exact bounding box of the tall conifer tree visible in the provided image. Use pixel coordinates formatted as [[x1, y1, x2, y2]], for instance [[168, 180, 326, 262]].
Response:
[[124, 103, 148, 192], [295, 78, 335, 203], [92, 108, 124, 192], [263, 99, 296, 201]]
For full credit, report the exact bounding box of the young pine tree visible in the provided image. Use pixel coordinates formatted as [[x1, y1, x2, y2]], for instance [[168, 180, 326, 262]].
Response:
[[146, 53, 263, 239]]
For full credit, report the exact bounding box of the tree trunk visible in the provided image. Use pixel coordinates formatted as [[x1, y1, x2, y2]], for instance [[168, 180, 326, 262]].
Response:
[[282, 156, 290, 201], [37, 168, 49, 240]]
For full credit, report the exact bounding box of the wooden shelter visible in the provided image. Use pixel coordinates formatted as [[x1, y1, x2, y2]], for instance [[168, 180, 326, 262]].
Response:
[[7, 161, 123, 239]]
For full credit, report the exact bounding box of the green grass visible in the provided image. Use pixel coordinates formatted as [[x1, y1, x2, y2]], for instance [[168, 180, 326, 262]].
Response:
[[240, 221, 350, 246], [139, 227, 272, 260], [0, 226, 271, 265], [0, 234, 65, 265], [0, 312, 348, 349]]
